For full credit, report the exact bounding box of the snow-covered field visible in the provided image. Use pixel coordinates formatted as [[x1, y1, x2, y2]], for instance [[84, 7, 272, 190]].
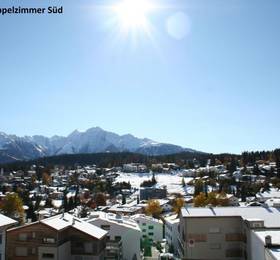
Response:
[[115, 172, 194, 194]]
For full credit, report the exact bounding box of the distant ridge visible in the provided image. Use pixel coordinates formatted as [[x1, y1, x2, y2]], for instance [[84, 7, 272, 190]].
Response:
[[0, 127, 198, 163]]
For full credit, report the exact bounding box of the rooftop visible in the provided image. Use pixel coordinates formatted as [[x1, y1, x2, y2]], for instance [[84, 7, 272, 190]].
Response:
[[0, 213, 17, 227], [87, 211, 141, 231], [41, 213, 107, 239], [255, 230, 280, 259], [181, 207, 280, 228]]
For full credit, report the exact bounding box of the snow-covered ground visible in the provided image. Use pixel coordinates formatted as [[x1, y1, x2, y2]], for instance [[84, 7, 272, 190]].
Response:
[[115, 172, 194, 194]]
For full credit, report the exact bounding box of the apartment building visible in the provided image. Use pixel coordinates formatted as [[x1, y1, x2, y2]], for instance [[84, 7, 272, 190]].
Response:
[[86, 211, 141, 260], [6, 213, 107, 260], [132, 214, 163, 242], [179, 207, 280, 260], [0, 214, 17, 260], [164, 214, 180, 255]]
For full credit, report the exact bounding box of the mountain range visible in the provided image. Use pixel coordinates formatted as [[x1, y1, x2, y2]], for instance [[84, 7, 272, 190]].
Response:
[[0, 127, 197, 163]]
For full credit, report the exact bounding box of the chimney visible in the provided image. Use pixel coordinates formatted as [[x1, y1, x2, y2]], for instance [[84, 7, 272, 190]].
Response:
[[72, 218, 75, 225], [265, 235, 272, 247]]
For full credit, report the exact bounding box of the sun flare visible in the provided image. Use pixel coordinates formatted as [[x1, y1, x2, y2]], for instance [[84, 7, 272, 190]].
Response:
[[113, 0, 155, 32]]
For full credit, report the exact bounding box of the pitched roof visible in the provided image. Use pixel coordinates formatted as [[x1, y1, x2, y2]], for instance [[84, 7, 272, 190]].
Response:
[[41, 213, 107, 239], [0, 213, 17, 227]]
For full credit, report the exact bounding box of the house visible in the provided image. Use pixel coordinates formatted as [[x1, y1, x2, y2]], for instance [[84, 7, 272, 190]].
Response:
[[123, 163, 147, 173], [0, 214, 17, 260], [107, 204, 143, 216], [86, 211, 141, 260], [132, 214, 163, 242], [6, 213, 107, 260], [179, 206, 280, 260], [256, 189, 280, 203], [139, 186, 167, 200]]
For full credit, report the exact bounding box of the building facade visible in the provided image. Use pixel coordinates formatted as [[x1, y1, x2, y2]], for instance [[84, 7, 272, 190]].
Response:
[[6, 213, 107, 260], [179, 207, 280, 260], [0, 214, 17, 260], [87, 212, 141, 260]]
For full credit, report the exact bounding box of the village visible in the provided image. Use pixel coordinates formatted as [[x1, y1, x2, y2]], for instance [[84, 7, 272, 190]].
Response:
[[0, 158, 280, 260]]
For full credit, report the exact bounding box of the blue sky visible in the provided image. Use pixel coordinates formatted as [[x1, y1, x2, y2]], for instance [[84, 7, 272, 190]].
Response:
[[0, 0, 279, 154]]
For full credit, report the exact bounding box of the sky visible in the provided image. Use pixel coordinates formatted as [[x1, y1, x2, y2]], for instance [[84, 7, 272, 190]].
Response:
[[0, 0, 280, 154]]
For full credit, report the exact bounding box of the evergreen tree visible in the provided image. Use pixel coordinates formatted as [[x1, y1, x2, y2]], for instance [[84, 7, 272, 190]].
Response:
[[194, 179, 204, 196], [68, 197, 74, 210], [63, 193, 69, 212], [276, 159, 280, 178], [122, 194, 126, 205], [182, 177, 186, 187]]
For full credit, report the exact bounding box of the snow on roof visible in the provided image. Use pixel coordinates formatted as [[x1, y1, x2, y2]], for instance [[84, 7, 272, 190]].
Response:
[[41, 213, 107, 239], [181, 207, 280, 228], [0, 213, 17, 227], [255, 230, 280, 259], [132, 214, 163, 224], [87, 211, 141, 231], [256, 189, 280, 199], [163, 214, 180, 224]]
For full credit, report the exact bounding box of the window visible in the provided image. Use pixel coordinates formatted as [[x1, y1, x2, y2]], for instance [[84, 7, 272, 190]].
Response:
[[115, 236, 121, 241], [210, 243, 221, 249], [226, 248, 243, 257], [188, 233, 207, 242], [101, 225, 110, 230], [148, 232, 154, 236], [0, 234, 2, 244], [75, 242, 83, 248], [225, 233, 244, 242], [143, 229, 146, 232], [148, 226, 154, 229], [19, 233, 27, 241], [142, 223, 146, 226], [42, 253, 55, 258], [209, 227, 220, 233], [84, 242, 92, 254], [32, 232, 36, 238], [15, 247, 28, 257], [43, 237, 56, 244], [31, 248, 36, 255]]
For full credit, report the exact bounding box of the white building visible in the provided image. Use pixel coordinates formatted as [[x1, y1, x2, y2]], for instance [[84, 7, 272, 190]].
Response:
[[132, 214, 163, 242], [0, 214, 17, 260], [251, 230, 280, 260], [87, 211, 141, 260], [164, 214, 180, 256]]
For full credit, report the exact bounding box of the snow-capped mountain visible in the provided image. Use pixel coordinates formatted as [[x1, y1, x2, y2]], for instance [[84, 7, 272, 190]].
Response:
[[0, 127, 197, 163]]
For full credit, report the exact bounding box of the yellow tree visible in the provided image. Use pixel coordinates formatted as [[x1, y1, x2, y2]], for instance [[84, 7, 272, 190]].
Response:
[[217, 192, 230, 206], [206, 192, 218, 206], [193, 192, 207, 207], [1, 193, 24, 223], [145, 200, 162, 218], [42, 172, 52, 186], [173, 197, 185, 215]]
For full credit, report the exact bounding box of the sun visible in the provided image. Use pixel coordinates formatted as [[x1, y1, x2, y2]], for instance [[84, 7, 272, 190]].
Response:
[[113, 0, 155, 32]]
